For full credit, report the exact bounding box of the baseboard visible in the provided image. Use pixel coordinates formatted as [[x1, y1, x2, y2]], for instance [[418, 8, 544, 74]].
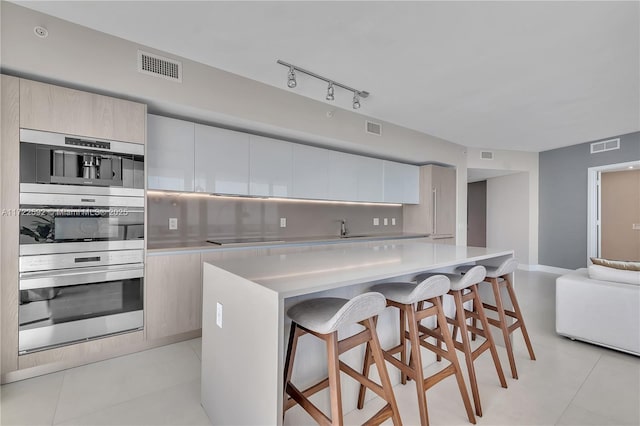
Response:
[[520, 264, 574, 275]]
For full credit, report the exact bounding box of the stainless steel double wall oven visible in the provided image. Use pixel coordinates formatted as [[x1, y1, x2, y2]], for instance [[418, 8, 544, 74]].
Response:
[[18, 129, 145, 353]]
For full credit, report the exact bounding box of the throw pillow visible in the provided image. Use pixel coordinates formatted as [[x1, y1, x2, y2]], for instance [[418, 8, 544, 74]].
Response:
[[590, 257, 640, 271]]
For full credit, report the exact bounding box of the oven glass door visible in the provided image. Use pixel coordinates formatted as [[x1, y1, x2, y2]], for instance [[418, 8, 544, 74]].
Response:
[[19, 206, 144, 245], [19, 266, 144, 353]]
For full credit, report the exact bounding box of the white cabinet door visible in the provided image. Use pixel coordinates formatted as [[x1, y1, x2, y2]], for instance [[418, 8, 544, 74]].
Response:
[[383, 161, 420, 204], [328, 151, 359, 201], [194, 124, 250, 195], [249, 135, 293, 197], [147, 115, 195, 191], [292, 144, 330, 200], [356, 156, 384, 202]]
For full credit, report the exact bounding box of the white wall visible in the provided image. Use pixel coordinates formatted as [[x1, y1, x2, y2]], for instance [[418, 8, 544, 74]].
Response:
[[0, 2, 470, 243], [467, 147, 538, 265], [486, 172, 530, 263]]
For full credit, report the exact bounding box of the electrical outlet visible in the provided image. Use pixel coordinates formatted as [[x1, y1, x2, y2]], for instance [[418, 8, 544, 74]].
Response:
[[383, 218, 388, 226], [216, 302, 223, 328], [392, 217, 396, 226], [373, 218, 380, 226], [280, 217, 287, 228], [169, 218, 178, 230]]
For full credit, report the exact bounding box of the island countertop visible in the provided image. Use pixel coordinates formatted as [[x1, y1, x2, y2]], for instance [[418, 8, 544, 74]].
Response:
[[204, 239, 513, 299]]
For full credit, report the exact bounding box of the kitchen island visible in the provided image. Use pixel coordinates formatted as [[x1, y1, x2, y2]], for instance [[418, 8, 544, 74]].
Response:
[[201, 239, 513, 425]]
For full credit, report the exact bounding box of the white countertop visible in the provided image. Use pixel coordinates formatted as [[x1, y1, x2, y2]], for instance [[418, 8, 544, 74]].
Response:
[[205, 239, 513, 298]]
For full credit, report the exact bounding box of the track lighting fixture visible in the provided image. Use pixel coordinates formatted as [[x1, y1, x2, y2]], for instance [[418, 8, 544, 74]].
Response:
[[287, 66, 297, 88], [277, 60, 369, 109], [352, 92, 361, 109], [326, 82, 334, 101]]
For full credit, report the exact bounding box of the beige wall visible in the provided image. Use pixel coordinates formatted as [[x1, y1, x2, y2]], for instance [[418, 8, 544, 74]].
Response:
[[467, 147, 539, 265], [0, 2, 471, 244]]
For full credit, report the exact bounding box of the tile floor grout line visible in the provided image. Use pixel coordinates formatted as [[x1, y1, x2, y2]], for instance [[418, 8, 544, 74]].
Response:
[[50, 369, 67, 426], [553, 352, 604, 426]]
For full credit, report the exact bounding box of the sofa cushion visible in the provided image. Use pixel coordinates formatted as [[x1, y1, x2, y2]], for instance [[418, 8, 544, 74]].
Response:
[[588, 265, 640, 286], [590, 257, 640, 271]]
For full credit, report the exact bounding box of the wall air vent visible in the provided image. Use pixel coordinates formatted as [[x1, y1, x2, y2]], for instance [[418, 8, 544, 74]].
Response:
[[365, 121, 382, 136], [590, 138, 620, 154], [480, 151, 494, 160], [137, 50, 182, 82]]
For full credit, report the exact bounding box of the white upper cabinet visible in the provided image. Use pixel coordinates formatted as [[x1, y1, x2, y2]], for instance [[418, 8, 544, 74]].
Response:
[[328, 151, 359, 201], [356, 156, 384, 202], [194, 124, 250, 195], [249, 135, 293, 197], [292, 145, 330, 200], [147, 115, 195, 191], [383, 160, 420, 204]]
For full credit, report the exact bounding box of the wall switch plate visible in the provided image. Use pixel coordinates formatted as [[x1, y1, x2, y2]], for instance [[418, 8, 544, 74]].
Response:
[[169, 218, 178, 230], [280, 217, 287, 228], [216, 302, 223, 328], [392, 218, 396, 226], [383, 218, 388, 226], [373, 218, 380, 226]]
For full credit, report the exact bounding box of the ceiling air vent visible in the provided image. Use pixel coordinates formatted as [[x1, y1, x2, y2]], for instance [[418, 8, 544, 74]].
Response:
[[365, 121, 382, 136], [481, 151, 494, 160], [590, 138, 620, 154], [137, 50, 182, 82]]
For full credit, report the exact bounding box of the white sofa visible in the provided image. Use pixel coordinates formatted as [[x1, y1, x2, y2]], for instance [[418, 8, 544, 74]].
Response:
[[556, 266, 640, 356]]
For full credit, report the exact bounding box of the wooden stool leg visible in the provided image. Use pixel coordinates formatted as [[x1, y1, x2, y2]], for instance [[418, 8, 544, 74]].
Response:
[[326, 331, 343, 425], [453, 291, 482, 417], [407, 305, 429, 425], [434, 296, 476, 425], [399, 307, 408, 384], [284, 323, 303, 414], [357, 341, 373, 410], [504, 276, 536, 361], [472, 285, 507, 389], [471, 298, 477, 341], [365, 317, 403, 425], [490, 278, 518, 379]]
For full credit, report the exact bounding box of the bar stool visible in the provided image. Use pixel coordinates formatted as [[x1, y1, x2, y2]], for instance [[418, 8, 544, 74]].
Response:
[[415, 266, 508, 417], [358, 275, 476, 426], [456, 258, 536, 379], [283, 292, 402, 425]]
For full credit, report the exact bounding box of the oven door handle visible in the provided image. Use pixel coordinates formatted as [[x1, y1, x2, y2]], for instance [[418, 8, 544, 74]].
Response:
[[19, 264, 144, 290]]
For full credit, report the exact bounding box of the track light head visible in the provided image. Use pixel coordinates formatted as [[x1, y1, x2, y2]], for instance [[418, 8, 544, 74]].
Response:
[[352, 92, 361, 109], [287, 66, 297, 88], [326, 82, 334, 101]]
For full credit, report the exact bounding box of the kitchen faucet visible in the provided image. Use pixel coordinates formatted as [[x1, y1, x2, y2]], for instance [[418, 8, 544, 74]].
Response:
[[340, 219, 348, 237]]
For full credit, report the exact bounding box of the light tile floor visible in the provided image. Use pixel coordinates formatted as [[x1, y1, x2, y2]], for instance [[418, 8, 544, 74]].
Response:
[[1, 271, 639, 425]]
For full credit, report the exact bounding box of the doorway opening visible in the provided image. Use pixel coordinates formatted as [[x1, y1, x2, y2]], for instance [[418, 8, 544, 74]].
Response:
[[587, 161, 640, 262]]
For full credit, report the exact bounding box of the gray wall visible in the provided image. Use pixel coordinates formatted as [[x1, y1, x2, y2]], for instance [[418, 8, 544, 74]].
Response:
[[539, 131, 640, 269]]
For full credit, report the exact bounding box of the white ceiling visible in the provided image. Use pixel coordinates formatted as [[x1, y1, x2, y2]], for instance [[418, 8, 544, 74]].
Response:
[[14, 1, 640, 152], [467, 168, 520, 183]]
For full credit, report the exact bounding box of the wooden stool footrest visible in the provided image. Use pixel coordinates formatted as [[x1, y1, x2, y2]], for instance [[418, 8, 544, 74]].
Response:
[[363, 404, 394, 426], [286, 383, 332, 425], [424, 363, 456, 389], [339, 361, 387, 401]]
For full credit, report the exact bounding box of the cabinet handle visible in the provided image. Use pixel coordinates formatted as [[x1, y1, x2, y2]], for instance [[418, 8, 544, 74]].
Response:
[[432, 188, 437, 234], [74, 256, 101, 263], [80, 198, 96, 203]]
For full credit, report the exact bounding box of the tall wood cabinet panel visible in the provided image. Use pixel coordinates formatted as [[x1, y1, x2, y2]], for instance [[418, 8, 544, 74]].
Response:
[[403, 165, 456, 238], [194, 124, 250, 195], [249, 135, 293, 197], [19, 79, 146, 144], [147, 114, 195, 191], [1, 75, 20, 377], [292, 144, 330, 200], [146, 253, 203, 341]]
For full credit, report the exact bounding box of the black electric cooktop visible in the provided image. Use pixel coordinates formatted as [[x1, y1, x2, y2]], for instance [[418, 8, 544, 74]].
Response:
[[206, 237, 285, 245]]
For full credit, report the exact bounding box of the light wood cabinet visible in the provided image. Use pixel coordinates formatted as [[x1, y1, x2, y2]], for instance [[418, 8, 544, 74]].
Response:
[[403, 165, 456, 237], [147, 115, 195, 191], [194, 124, 250, 195], [19, 79, 145, 144], [146, 253, 203, 341]]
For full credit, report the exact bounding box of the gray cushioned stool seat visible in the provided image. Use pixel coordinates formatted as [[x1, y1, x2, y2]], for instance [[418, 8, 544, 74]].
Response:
[[456, 258, 518, 279], [416, 266, 487, 291], [369, 275, 450, 305], [287, 292, 386, 335]]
